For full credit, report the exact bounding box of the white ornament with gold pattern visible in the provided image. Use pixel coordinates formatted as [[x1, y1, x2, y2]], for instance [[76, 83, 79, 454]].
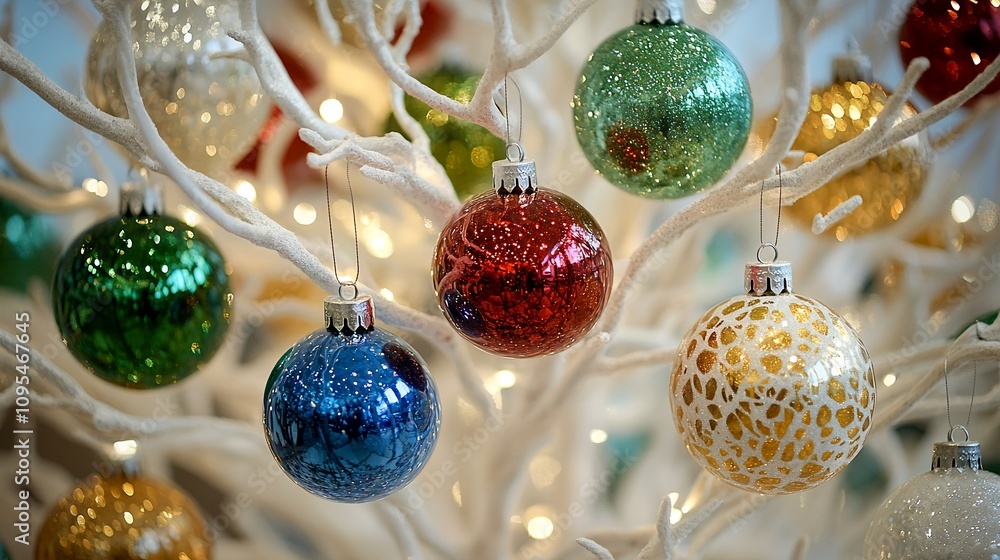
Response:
[[669, 254, 876, 494]]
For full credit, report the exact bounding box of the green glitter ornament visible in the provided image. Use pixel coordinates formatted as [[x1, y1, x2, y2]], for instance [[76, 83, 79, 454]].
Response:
[[572, 2, 752, 198], [53, 182, 232, 389], [0, 195, 58, 292], [385, 67, 506, 199]]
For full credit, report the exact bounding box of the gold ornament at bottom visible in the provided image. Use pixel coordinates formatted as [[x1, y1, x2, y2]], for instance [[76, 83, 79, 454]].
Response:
[[785, 80, 929, 240], [36, 473, 211, 560]]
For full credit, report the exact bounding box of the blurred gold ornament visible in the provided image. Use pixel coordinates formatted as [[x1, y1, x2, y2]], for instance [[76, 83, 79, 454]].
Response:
[[85, 0, 271, 175], [36, 473, 211, 560], [786, 78, 929, 240]]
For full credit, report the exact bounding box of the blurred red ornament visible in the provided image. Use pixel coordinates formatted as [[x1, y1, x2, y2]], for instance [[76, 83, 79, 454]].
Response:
[[433, 180, 613, 358], [395, 0, 454, 60], [237, 42, 320, 187], [899, 0, 1000, 105]]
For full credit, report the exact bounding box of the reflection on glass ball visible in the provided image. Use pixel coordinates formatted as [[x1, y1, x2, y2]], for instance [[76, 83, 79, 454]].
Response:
[[670, 294, 876, 494], [36, 473, 212, 560], [264, 327, 441, 502], [52, 214, 232, 388], [85, 0, 271, 175], [786, 81, 929, 240], [573, 21, 752, 198], [385, 67, 507, 199], [863, 462, 1000, 558]]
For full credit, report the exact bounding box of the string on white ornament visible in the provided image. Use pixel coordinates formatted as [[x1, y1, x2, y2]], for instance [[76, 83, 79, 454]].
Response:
[[942, 336, 978, 434], [757, 165, 783, 264]]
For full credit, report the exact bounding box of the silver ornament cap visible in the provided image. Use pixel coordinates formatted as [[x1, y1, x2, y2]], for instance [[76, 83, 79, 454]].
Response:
[[745, 261, 793, 296], [932, 426, 983, 471], [493, 144, 538, 195], [636, 0, 684, 24], [325, 294, 375, 334], [120, 181, 164, 217]]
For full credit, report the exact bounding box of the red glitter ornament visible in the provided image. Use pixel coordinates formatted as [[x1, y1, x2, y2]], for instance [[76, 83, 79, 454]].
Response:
[[899, 0, 1000, 105], [433, 153, 613, 358]]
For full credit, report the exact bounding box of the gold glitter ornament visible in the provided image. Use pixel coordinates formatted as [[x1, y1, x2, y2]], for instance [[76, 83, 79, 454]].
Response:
[[36, 473, 211, 560], [786, 54, 929, 240], [85, 0, 271, 176], [670, 260, 876, 494]]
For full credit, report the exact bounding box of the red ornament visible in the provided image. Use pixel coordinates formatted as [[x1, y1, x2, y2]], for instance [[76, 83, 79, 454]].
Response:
[[236, 42, 321, 187], [395, 0, 454, 60], [433, 159, 613, 358], [899, 0, 1000, 105]]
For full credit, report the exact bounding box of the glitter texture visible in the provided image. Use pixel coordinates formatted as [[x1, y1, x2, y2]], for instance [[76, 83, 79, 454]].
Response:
[[53, 214, 232, 389], [863, 467, 1000, 558], [670, 293, 876, 494], [432, 188, 613, 358], [899, 0, 1000, 106], [86, 0, 271, 174], [36, 474, 211, 560], [786, 81, 929, 239], [264, 327, 441, 502], [572, 21, 752, 198], [385, 67, 507, 199]]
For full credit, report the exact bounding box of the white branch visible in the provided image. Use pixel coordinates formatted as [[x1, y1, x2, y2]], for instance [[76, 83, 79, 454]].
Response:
[[0, 328, 255, 441], [812, 195, 863, 234], [577, 538, 616, 560]]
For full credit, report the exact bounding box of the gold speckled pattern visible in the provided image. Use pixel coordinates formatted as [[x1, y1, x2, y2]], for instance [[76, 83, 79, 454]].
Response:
[[786, 81, 929, 240], [670, 294, 876, 495], [36, 474, 211, 560]]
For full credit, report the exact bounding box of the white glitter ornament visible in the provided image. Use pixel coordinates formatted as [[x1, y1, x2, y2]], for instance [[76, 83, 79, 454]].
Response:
[[669, 259, 876, 494], [85, 0, 271, 175], [863, 427, 1000, 559]]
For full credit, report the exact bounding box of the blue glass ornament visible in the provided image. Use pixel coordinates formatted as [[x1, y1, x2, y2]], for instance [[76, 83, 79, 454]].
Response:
[[263, 296, 441, 502]]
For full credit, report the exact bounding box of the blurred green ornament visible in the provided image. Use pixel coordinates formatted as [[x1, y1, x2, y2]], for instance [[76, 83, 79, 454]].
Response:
[[573, 12, 752, 198], [385, 67, 505, 199], [52, 184, 232, 389], [0, 541, 8, 560], [0, 196, 58, 292]]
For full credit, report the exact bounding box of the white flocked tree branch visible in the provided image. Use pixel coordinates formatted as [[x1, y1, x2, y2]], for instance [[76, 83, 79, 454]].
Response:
[[1, 0, 999, 558]]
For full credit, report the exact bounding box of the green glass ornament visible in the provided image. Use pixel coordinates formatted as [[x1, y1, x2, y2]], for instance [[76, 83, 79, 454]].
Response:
[[53, 183, 232, 389], [385, 67, 506, 199], [0, 195, 58, 292], [573, 9, 752, 198]]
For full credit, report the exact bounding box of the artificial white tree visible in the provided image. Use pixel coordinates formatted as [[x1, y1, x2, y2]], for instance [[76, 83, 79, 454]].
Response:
[[1, 0, 999, 559]]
